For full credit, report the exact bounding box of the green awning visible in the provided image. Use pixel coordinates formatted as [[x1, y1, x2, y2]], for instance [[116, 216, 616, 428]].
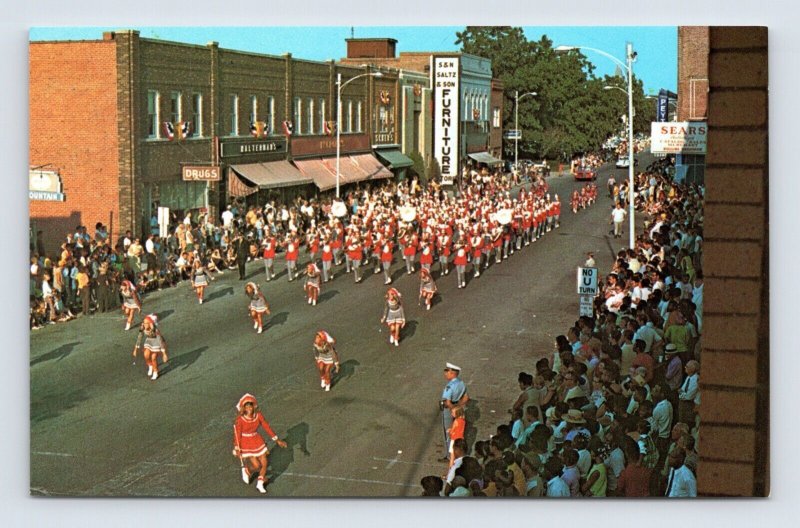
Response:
[[468, 152, 504, 165], [375, 149, 414, 169]]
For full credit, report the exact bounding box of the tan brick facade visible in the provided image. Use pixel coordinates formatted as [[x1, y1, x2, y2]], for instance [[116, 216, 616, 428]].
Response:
[[697, 26, 768, 497]]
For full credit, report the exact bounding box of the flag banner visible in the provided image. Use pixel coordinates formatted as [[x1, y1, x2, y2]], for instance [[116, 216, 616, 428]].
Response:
[[282, 120, 294, 137]]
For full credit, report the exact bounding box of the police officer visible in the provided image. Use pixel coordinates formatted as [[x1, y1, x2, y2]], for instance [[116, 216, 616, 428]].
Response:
[[439, 362, 469, 462]]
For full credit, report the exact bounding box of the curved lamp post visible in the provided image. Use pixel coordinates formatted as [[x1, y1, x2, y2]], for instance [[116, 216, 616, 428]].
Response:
[[336, 70, 383, 198], [555, 44, 637, 250]]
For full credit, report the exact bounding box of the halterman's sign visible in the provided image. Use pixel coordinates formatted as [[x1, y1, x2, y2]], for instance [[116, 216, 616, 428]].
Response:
[[433, 56, 460, 186], [650, 122, 707, 154], [577, 267, 599, 296], [182, 166, 221, 181]]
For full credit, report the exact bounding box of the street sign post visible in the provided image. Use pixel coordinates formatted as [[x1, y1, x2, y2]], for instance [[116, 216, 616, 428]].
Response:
[[577, 267, 598, 295], [577, 267, 598, 317]]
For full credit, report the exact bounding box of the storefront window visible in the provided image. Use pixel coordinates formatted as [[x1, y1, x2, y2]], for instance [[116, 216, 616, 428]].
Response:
[[375, 104, 395, 134]]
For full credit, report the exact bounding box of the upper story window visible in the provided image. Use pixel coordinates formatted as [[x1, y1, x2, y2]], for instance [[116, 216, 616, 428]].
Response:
[[170, 91, 182, 124], [493, 107, 501, 128], [319, 98, 326, 134], [357, 101, 363, 133], [146, 90, 160, 139], [229, 94, 239, 136], [250, 95, 258, 125], [307, 98, 315, 135], [293, 97, 303, 135], [191, 93, 203, 137], [346, 100, 353, 133], [267, 96, 275, 135]]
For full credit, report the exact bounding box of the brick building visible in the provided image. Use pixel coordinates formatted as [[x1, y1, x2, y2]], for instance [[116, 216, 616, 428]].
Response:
[[341, 39, 502, 186], [30, 31, 405, 254], [675, 27, 710, 183]]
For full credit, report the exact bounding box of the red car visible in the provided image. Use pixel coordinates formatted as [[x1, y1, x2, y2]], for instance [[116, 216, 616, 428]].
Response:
[[574, 167, 596, 181]]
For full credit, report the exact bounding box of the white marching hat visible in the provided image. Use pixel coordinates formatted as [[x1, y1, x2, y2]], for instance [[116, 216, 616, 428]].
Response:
[[445, 362, 462, 372]]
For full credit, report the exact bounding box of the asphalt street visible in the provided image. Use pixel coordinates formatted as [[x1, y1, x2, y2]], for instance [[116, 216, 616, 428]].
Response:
[[30, 158, 647, 497]]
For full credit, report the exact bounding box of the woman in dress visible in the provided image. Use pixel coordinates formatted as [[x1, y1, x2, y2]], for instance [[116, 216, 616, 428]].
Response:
[[131, 314, 168, 380], [232, 394, 287, 494], [419, 267, 438, 311], [191, 259, 211, 304], [305, 263, 321, 306], [245, 282, 270, 334], [380, 287, 405, 347], [313, 330, 340, 392], [120, 279, 141, 331]]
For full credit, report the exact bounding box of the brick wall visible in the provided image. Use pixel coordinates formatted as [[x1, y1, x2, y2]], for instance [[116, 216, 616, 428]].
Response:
[[677, 27, 709, 121], [29, 41, 119, 255], [698, 26, 768, 497]]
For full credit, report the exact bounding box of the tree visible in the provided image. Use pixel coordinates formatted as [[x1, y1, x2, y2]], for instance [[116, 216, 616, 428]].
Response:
[[456, 27, 651, 161], [408, 151, 426, 183], [426, 157, 442, 183]]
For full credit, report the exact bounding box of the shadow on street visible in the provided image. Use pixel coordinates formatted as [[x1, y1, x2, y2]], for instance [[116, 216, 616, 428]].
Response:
[[31, 341, 81, 367], [162, 346, 208, 376], [269, 422, 310, 482]]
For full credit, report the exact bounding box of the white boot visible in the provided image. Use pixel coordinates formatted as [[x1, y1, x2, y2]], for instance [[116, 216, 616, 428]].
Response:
[[253, 321, 258, 329], [312, 299, 316, 306], [308, 297, 312, 304], [151, 370, 158, 380], [257, 326, 263, 334], [256, 479, 266, 494], [147, 365, 153, 376], [321, 379, 326, 387], [325, 384, 331, 392], [241, 467, 250, 484], [125, 322, 131, 331]]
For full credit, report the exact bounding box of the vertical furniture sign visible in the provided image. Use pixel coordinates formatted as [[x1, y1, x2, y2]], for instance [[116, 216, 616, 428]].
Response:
[[433, 57, 460, 185]]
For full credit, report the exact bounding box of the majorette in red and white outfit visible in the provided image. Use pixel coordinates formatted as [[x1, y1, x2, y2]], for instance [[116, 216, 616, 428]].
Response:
[[283, 235, 300, 282], [419, 267, 438, 311], [305, 263, 321, 305], [453, 238, 469, 289], [131, 313, 167, 380], [120, 280, 141, 330], [313, 330, 340, 392], [232, 393, 287, 494], [245, 282, 270, 334], [381, 287, 405, 346]]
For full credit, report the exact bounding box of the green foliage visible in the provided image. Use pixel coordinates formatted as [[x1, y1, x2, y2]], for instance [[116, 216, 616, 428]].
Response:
[[455, 26, 651, 161], [408, 151, 427, 184], [427, 157, 442, 183]]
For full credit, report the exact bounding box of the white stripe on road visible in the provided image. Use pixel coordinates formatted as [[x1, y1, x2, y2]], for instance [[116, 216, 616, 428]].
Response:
[[280, 471, 418, 489], [372, 456, 440, 468], [32, 451, 190, 468]]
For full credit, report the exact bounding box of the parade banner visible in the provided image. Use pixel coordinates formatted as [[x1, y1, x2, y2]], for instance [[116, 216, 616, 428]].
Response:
[[650, 121, 707, 154], [433, 56, 460, 186]]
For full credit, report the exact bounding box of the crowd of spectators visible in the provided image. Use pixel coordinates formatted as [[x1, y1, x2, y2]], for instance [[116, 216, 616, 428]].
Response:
[[425, 157, 704, 497]]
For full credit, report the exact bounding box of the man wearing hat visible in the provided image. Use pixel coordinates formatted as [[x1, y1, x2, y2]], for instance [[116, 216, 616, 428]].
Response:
[[440, 363, 469, 461]]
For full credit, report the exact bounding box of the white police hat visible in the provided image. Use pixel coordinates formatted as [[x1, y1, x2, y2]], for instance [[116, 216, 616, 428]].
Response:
[[445, 362, 461, 372]]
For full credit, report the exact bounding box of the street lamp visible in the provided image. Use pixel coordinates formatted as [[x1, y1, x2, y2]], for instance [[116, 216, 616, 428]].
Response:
[[556, 44, 637, 249], [514, 90, 537, 174], [336, 70, 382, 198]]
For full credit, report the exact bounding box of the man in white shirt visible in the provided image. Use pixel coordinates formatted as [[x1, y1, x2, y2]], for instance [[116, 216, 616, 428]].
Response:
[[678, 360, 700, 428], [632, 315, 663, 354], [665, 449, 697, 497], [221, 206, 234, 231], [611, 203, 626, 238], [651, 384, 674, 460], [692, 272, 704, 333], [444, 439, 466, 493], [544, 459, 571, 497]]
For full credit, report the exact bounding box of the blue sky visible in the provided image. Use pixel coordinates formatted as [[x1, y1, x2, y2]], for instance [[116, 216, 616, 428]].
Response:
[[30, 26, 677, 94]]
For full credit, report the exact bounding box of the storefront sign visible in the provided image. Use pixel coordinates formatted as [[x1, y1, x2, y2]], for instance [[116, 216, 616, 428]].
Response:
[[221, 138, 287, 158], [433, 56, 460, 185], [182, 165, 221, 181], [373, 132, 395, 144], [29, 169, 65, 201], [290, 134, 371, 157], [650, 121, 707, 154]]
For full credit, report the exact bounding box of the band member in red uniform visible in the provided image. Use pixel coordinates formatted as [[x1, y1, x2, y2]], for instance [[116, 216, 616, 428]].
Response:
[[380, 238, 394, 285], [191, 259, 211, 304], [419, 268, 438, 311], [131, 314, 168, 381], [403, 231, 418, 275], [347, 235, 364, 283], [437, 228, 451, 276], [331, 223, 344, 266], [313, 330, 340, 392], [262, 235, 277, 281], [305, 263, 321, 306], [419, 237, 434, 275], [232, 394, 287, 494], [470, 230, 483, 278], [245, 282, 270, 334], [120, 280, 141, 331], [381, 287, 405, 347], [283, 234, 300, 282], [453, 238, 469, 289], [321, 236, 334, 282], [553, 194, 562, 228]]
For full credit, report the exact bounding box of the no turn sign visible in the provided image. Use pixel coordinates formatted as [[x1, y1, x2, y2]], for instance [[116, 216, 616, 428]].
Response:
[[577, 267, 598, 296]]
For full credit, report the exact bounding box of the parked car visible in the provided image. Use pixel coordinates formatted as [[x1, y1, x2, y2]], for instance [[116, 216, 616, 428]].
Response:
[[574, 167, 596, 181], [616, 157, 638, 168]]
